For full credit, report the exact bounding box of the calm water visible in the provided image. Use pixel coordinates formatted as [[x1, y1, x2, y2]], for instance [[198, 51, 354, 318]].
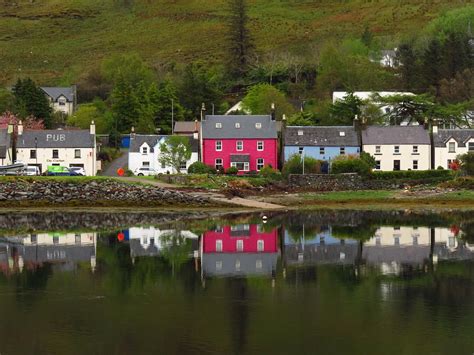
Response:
[[0, 210, 473, 355]]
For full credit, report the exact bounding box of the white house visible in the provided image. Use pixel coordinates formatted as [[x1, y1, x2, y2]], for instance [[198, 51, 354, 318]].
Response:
[[433, 127, 474, 169], [362, 126, 431, 171], [128, 133, 199, 174], [16, 121, 99, 175], [40, 86, 76, 116], [369, 49, 399, 68], [0, 128, 13, 166]]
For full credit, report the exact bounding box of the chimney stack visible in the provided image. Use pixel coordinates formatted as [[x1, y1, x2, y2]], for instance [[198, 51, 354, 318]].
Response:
[[193, 119, 199, 140], [17, 120, 23, 136], [200, 103, 206, 121], [90, 120, 96, 135], [271, 103, 276, 121], [432, 122, 438, 134]]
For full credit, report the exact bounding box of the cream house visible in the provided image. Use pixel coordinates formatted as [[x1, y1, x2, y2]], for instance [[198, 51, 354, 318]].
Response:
[[41, 86, 76, 116], [16, 122, 99, 175], [128, 133, 199, 174], [362, 126, 431, 171], [433, 127, 474, 169]]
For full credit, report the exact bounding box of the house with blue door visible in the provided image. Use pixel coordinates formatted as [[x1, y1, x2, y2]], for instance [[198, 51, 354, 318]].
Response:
[[283, 126, 360, 168]]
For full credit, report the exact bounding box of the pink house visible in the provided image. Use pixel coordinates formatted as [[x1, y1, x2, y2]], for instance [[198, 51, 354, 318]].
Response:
[[200, 115, 279, 173], [202, 224, 278, 254]]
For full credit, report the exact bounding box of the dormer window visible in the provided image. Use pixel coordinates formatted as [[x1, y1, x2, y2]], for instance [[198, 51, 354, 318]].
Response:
[[255, 123, 262, 129], [142, 146, 148, 155], [58, 97, 66, 106], [297, 130, 303, 136], [448, 142, 455, 153], [216, 122, 222, 129], [235, 123, 240, 128]]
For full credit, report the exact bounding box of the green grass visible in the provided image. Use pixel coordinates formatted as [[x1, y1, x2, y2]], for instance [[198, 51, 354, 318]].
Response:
[[0, 0, 469, 85], [301, 190, 396, 201]]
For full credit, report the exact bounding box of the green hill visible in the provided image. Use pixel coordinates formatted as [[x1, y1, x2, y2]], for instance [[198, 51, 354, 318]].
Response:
[[0, 0, 471, 86]]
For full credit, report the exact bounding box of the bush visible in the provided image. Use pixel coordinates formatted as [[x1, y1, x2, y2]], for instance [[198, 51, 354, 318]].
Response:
[[258, 165, 282, 180], [458, 152, 474, 175], [282, 154, 321, 177], [360, 151, 376, 169], [226, 166, 239, 175], [331, 155, 371, 175], [188, 161, 216, 174], [439, 177, 474, 189], [370, 170, 453, 180]]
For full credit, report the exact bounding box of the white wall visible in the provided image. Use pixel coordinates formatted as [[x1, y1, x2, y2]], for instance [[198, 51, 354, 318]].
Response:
[[50, 96, 74, 116], [434, 137, 474, 169], [22, 232, 96, 246], [128, 141, 198, 174], [16, 146, 98, 176], [363, 144, 431, 171]]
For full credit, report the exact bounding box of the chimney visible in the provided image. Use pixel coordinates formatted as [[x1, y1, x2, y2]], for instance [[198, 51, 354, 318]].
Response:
[[130, 126, 136, 139], [193, 119, 199, 140], [271, 103, 276, 121], [432, 122, 438, 134], [90, 120, 96, 135], [353, 115, 360, 130], [17, 120, 23, 136], [200, 103, 206, 121]]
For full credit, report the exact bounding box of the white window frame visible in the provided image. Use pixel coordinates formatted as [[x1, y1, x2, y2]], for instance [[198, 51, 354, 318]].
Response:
[[236, 240, 244, 252], [448, 142, 455, 153], [230, 162, 250, 171], [236, 141, 243, 151], [141, 146, 148, 155], [256, 158, 264, 171], [215, 158, 223, 170], [215, 141, 222, 151], [257, 141, 264, 151], [257, 240, 264, 252], [216, 240, 223, 252]]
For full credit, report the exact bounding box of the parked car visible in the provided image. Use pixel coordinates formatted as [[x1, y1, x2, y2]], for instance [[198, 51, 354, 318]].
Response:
[[46, 166, 80, 176], [25, 166, 41, 176], [69, 166, 86, 176], [134, 167, 158, 176]]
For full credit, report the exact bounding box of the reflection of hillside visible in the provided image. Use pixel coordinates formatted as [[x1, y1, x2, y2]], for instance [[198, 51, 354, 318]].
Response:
[[0, 233, 96, 275]]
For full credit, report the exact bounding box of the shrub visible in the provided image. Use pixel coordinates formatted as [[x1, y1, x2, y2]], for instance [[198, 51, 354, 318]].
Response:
[[282, 154, 321, 177], [370, 170, 453, 180], [188, 161, 216, 174], [331, 155, 371, 175], [226, 166, 239, 175], [258, 165, 282, 180], [360, 151, 376, 169], [439, 177, 474, 189], [458, 152, 474, 175]]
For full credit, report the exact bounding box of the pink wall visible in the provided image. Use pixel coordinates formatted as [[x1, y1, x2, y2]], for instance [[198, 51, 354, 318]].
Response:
[[202, 138, 278, 171], [203, 225, 278, 253]]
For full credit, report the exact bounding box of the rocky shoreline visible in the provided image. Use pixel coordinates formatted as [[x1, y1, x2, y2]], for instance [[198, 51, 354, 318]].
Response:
[[0, 178, 215, 207]]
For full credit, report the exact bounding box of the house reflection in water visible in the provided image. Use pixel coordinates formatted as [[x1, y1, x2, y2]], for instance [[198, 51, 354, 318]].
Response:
[[128, 226, 199, 258], [201, 224, 279, 277], [284, 225, 359, 265], [0, 232, 97, 274]]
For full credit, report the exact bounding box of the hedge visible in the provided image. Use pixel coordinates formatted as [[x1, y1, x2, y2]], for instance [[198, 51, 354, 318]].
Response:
[[369, 170, 454, 180]]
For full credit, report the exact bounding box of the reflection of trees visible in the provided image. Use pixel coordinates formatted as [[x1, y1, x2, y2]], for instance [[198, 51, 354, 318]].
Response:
[[287, 224, 324, 243], [160, 231, 192, 276], [332, 225, 378, 241]]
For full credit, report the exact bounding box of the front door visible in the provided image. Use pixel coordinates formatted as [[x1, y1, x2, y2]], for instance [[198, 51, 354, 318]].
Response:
[[393, 160, 400, 171]]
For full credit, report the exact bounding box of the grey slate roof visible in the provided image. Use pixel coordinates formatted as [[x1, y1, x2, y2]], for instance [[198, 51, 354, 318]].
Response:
[[202, 115, 278, 139], [362, 125, 430, 145], [17, 130, 94, 148], [284, 126, 360, 147], [0, 129, 11, 159], [129, 134, 199, 153], [40, 87, 74, 102], [433, 129, 474, 148], [202, 253, 278, 277]]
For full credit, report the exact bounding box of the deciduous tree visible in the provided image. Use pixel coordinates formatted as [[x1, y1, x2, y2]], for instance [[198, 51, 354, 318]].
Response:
[[159, 136, 191, 173]]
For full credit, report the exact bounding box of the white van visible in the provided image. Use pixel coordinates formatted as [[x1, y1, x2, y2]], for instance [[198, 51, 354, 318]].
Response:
[[26, 166, 41, 176]]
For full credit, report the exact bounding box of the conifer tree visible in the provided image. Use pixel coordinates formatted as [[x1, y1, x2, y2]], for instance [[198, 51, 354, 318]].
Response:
[[12, 78, 52, 127]]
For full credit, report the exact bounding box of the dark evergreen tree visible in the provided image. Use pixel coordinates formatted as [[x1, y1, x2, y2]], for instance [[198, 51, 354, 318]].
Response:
[[422, 38, 443, 94], [441, 32, 472, 79], [12, 78, 52, 127], [397, 43, 419, 91], [151, 80, 184, 134], [226, 0, 254, 78]]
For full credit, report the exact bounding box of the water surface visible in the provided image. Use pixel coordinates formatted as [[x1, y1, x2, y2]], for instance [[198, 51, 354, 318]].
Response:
[[0, 209, 473, 355]]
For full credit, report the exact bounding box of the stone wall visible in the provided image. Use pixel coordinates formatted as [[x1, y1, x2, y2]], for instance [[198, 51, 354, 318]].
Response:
[[288, 174, 400, 191], [0, 179, 212, 207]]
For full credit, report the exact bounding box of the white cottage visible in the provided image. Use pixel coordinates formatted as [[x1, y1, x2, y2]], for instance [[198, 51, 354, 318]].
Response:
[[433, 127, 474, 169], [40, 86, 76, 116], [16, 122, 99, 175], [362, 126, 431, 171], [128, 133, 199, 174]]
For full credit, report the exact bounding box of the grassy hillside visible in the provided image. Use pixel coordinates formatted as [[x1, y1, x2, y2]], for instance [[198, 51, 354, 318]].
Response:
[[0, 0, 471, 86]]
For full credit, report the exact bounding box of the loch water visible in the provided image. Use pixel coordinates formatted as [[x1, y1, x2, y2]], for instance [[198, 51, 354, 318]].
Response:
[[0, 209, 473, 355]]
